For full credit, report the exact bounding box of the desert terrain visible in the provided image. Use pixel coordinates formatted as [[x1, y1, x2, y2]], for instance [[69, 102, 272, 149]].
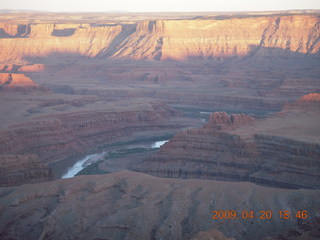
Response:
[[0, 10, 319, 240]]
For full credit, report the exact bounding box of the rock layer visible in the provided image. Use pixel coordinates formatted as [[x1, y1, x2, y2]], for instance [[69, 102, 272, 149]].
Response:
[[0, 102, 179, 164], [134, 108, 320, 189], [0, 154, 53, 186], [0, 13, 318, 117], [205, 112, 254, 130], [0, 14, 318, 63]]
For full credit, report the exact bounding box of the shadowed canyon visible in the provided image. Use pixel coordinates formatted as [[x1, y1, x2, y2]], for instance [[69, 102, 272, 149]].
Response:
[[0, 11, 319, 240]]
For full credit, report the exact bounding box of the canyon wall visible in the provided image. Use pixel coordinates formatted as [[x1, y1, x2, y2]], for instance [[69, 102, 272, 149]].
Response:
[[0, 14, 318, 64], [134, 105, 320, 189], [0, 102, 180, 165], [0, 154, 53, 186], [160, 15, 319, 60], [0, 23, 123, 63]]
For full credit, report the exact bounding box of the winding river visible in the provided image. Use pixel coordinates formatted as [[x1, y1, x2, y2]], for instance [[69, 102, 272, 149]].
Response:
[[61, 140, 169, 179]]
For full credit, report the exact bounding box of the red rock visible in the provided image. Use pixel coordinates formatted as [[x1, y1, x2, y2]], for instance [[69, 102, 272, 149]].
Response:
[[0, 102, 180, 164], [135, 104, 320, 189], [205, 111, 254, 130], [0, 15, 318, 63], [0, 73, 39, 88], [298, 93, 320, 102], [0, 154, 53, 186]]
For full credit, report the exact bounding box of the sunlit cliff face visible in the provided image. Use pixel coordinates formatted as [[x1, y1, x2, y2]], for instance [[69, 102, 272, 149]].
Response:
[[0, 73, 39, 88], [0, 15, 318, 64]]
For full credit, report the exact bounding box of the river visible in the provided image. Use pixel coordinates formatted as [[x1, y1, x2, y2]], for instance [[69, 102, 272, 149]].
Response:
[[61, 140, 169, 179]]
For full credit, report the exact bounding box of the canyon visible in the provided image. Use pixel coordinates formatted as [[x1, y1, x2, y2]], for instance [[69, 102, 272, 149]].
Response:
[[134, 94, 320, 189], [0, 10, 319, 240]]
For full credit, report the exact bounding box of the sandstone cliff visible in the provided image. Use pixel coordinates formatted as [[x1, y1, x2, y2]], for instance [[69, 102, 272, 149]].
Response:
[[0, 154, 53, 186], [0, 14, 318, 64], [0, 73, 39, 88]]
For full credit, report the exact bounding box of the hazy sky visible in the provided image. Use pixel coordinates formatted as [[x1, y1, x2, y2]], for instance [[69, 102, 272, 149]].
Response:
[[1, 0, 319, 12]]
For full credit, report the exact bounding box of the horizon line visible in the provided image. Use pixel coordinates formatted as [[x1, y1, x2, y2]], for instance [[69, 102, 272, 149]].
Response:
[[0, 9, 319, 14]]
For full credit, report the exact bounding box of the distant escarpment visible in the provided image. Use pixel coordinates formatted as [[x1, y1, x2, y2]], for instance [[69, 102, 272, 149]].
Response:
[[0, 154, 53, 186], [0, 14, 318, 63], [133, 110, 320, 189], [0, 102, 180, 165], [0, 13, 318, 115]]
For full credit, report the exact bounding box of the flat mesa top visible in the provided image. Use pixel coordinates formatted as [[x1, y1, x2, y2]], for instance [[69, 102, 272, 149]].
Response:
[[230, 103, 320, 144]]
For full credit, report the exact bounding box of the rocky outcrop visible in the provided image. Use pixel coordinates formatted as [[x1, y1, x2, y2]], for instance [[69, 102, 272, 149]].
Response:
[[0, 154, 53, 186], [133, 111, 320, 189], [0, 102, 180, 163], [0, 171, 319, 240], [0, 73, 39, 88], [0, 73, 47, 93], [298, 93, 320, 102], [205, 112, 254, 130]]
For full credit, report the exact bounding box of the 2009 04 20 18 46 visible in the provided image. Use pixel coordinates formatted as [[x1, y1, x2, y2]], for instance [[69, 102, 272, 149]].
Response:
[[212, 210, 308, 220]]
